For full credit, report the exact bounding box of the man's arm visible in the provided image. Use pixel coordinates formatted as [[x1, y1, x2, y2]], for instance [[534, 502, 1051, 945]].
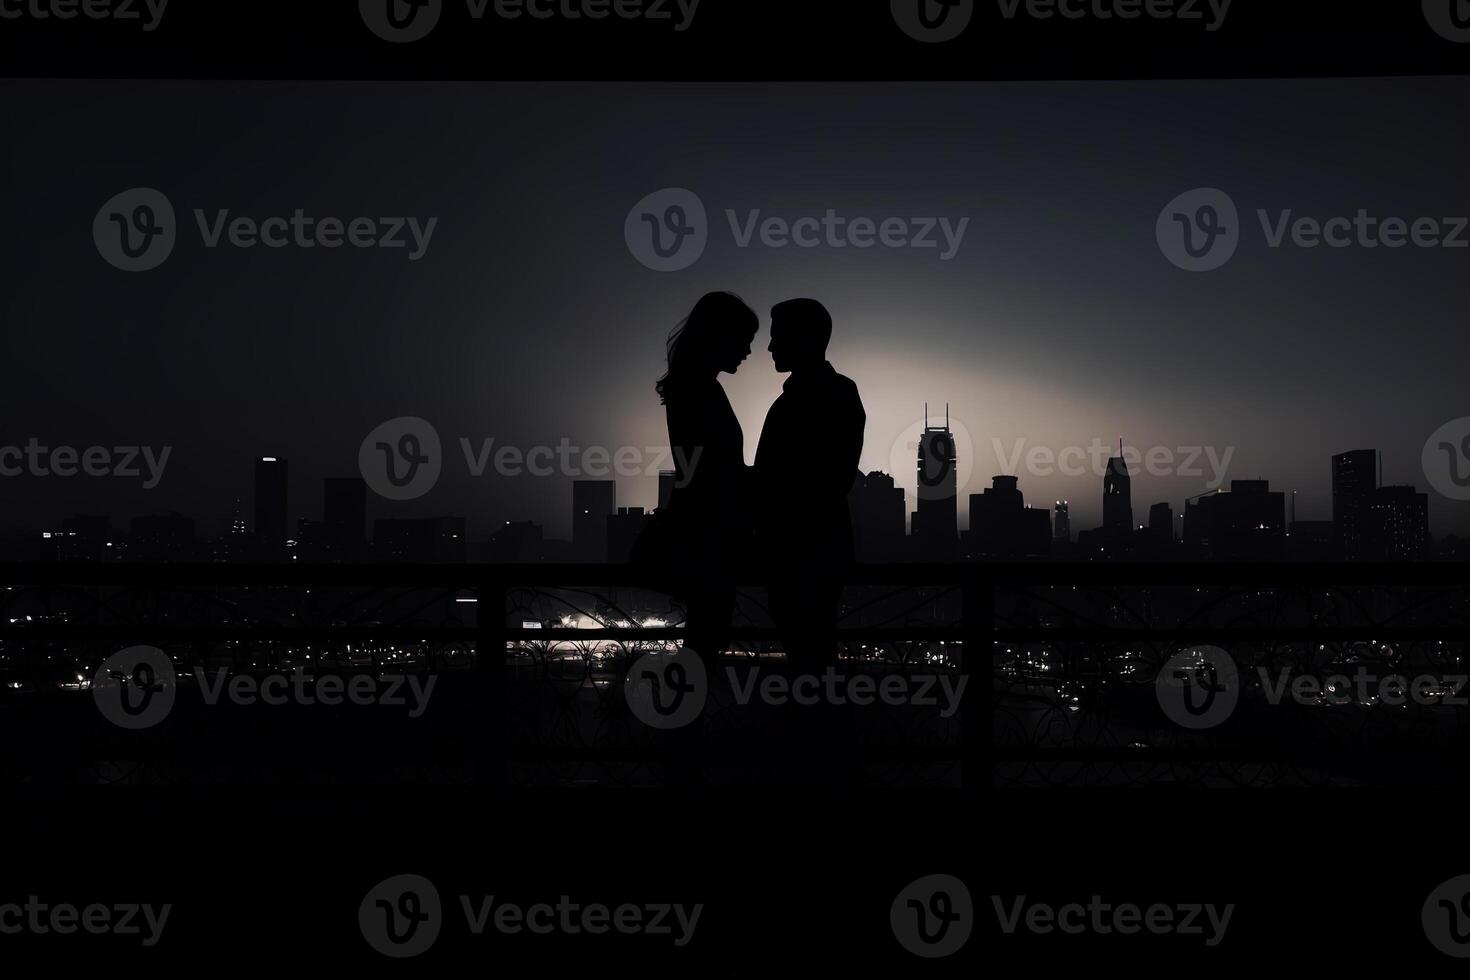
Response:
[[839, 388, 866, 495]]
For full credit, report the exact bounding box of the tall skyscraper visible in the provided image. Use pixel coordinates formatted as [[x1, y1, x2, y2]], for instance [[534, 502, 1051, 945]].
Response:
[[849, 470, 906, 563], [1102, 441, 1133, 553], [572, 480, 617, 562], [657, 470, 676, 512], [913, 408, 957, 561], [253, 456, 288, 558], [1332, 450, 1378, 560], [323, 477, 367, 562], [1053, 501, 1071, 544]]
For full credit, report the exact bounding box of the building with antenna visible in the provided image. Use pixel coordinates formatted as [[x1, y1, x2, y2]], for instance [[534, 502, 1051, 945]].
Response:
[[911, 404, 957, 560], [1102, 438, 1133, 554]]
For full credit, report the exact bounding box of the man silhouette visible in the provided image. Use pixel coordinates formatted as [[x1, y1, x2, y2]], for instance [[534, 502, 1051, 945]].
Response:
[[754, 299, 866, 675]]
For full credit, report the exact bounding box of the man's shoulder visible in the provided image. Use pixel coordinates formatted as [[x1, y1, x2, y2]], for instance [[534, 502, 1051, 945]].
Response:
[[829, 371, 864, 408]]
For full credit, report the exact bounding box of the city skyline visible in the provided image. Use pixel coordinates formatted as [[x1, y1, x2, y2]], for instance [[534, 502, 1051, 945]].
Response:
[[14, 434, 1448, 563], [5, 78, 1470, 544]]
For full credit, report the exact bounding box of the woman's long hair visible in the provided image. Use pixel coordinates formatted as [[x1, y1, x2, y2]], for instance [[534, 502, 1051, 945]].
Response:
[[656, 291, 758, 404]]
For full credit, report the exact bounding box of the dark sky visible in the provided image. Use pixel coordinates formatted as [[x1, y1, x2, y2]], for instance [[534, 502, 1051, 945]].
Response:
[[3, 78, 1468, 541]]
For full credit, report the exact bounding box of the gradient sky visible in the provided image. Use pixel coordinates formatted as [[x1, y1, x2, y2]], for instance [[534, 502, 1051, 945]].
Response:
[[3, 78, 1468, 542]]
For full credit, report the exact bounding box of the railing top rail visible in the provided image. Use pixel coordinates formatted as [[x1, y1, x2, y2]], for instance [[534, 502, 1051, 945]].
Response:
[[0, 561, 1463, 589]]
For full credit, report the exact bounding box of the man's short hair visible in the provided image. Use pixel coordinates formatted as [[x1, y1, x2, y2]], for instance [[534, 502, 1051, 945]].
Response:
[[771, 298, 833, 351]]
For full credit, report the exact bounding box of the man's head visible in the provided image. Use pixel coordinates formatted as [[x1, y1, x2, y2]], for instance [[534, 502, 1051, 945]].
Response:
[[768, 298, 833, 373]]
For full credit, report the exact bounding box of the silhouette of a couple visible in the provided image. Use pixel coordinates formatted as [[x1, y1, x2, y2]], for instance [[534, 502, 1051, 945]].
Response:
[[637, 291, 866, 676]]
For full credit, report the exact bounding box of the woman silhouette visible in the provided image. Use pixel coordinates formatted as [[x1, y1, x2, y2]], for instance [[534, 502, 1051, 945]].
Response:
[[650, 291, 758, 662]]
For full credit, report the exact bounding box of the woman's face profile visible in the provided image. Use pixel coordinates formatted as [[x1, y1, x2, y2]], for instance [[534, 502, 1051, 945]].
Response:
[[717, 328, 756, 374]]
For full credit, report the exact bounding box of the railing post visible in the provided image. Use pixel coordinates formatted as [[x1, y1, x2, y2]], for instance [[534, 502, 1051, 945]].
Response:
[[477, 572, 508, 792], [961, 568, 992, 794]]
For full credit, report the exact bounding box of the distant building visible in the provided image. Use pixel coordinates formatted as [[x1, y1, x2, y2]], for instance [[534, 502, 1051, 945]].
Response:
[[607, 507, 651, 564], [1053, 501, 1071, 545], [572, 480, 616, 562], [1102, 443, 1133, 554], [963, 477, 1050, 559], [1142, 502, 1174, 558], [1075, 526, 1106, 560], [849, 470, 906, 563], [1184, 480, 1286, 561], [129, 513, 198, 562], [253, 456, 289, 558], [487, 521, 545, 563], [373, 517, 466, 563], [1021, 508, 1052, 557], [42, 515, 111, 562], [1332, 450, 1378, 560], [323, 477, 367, 562], [1366, 486, 1430, 560], [912, 410, 958, 561], [1287, 520, 1335, 562], [293, 519, 329, 562]]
